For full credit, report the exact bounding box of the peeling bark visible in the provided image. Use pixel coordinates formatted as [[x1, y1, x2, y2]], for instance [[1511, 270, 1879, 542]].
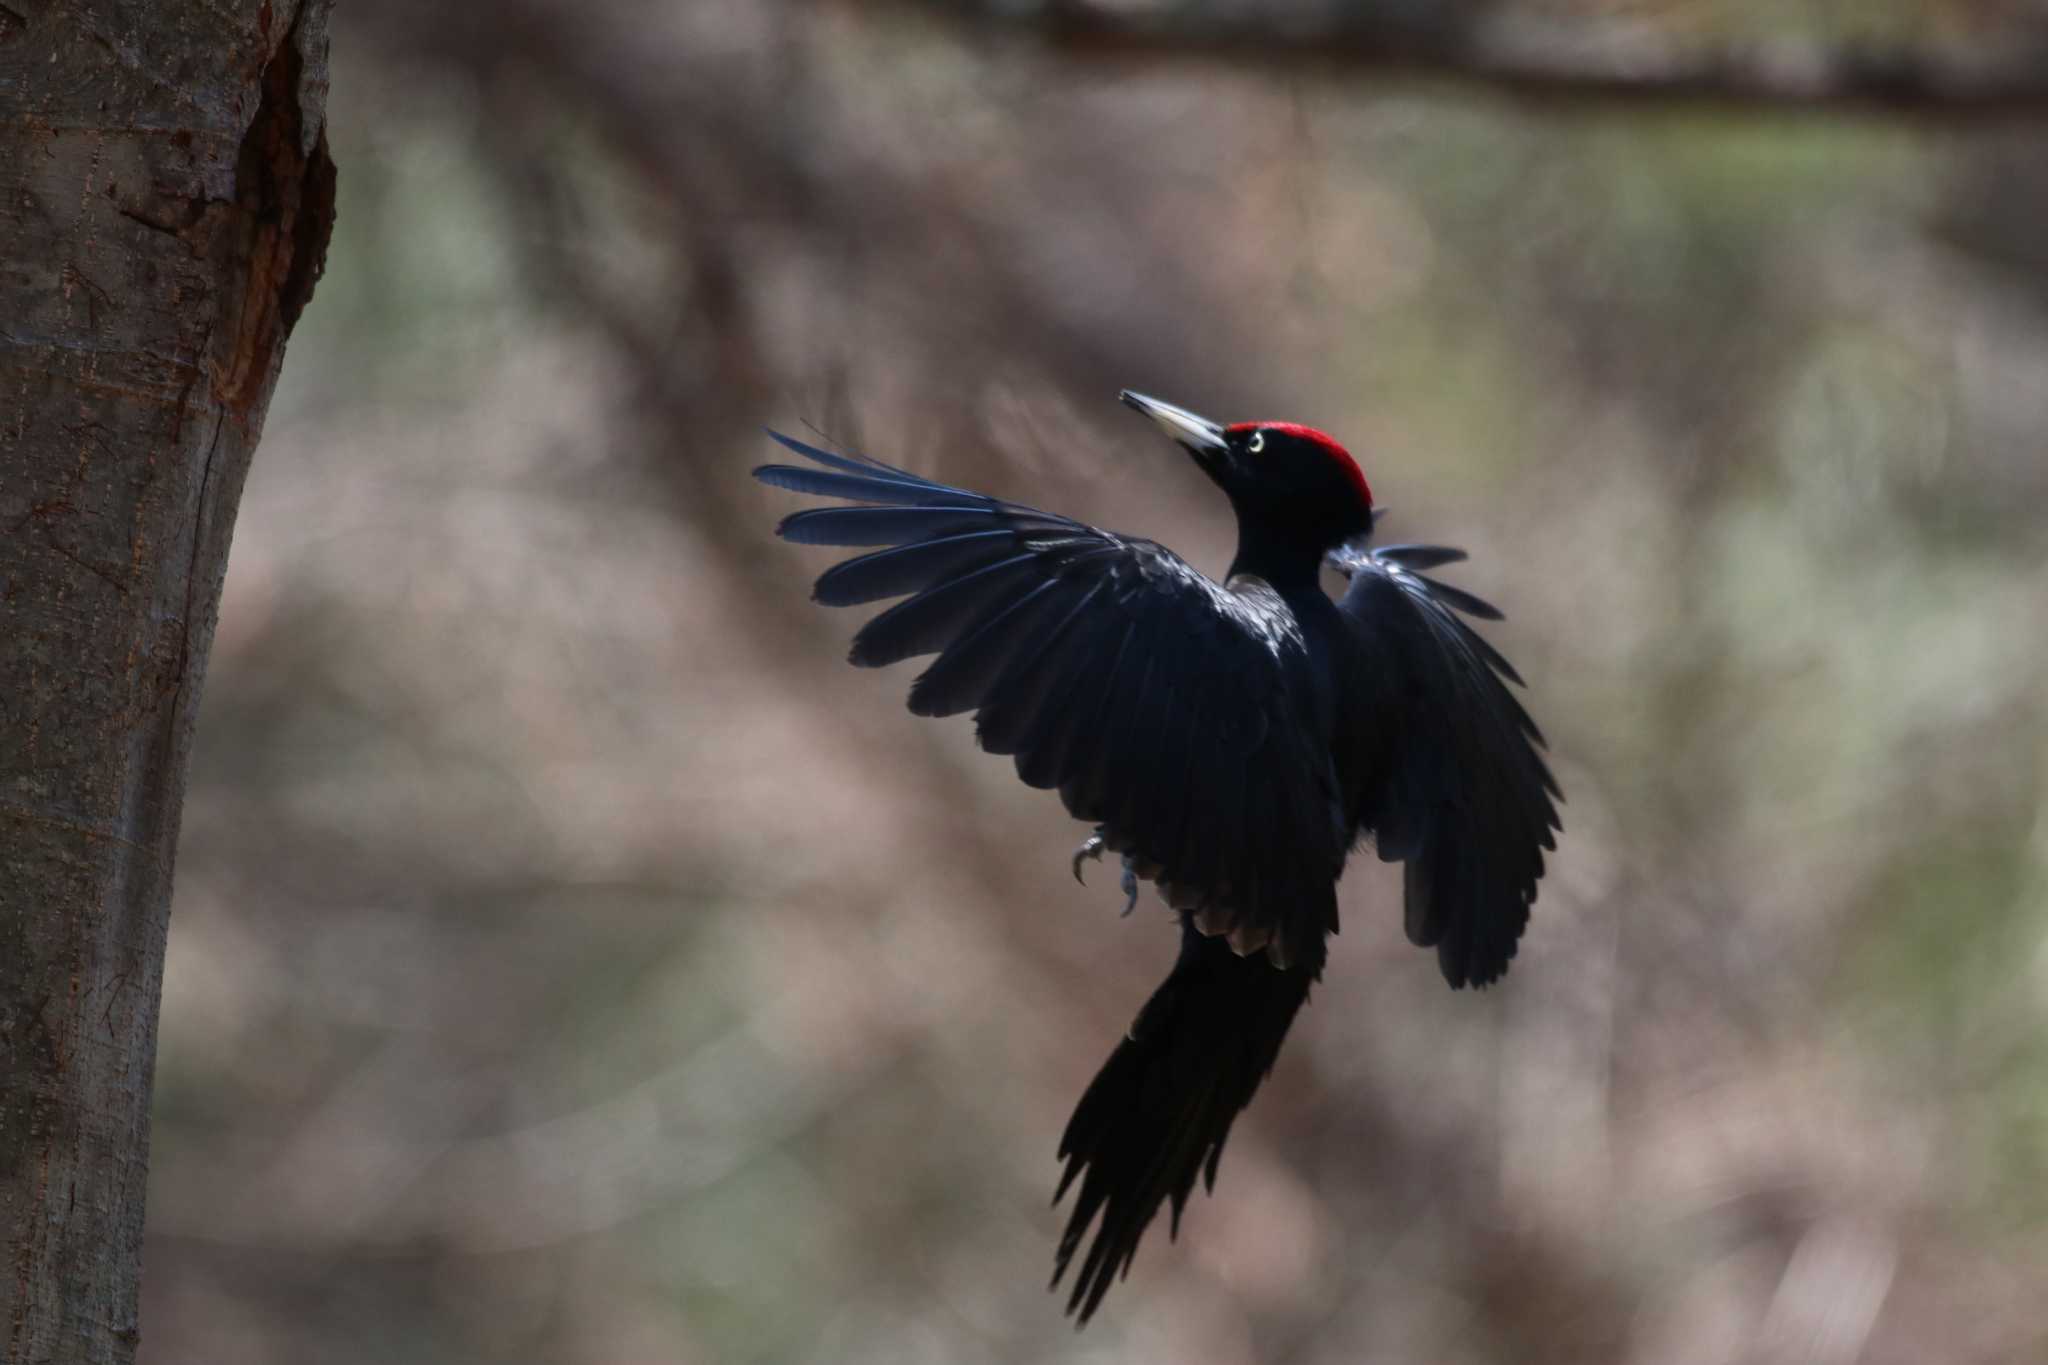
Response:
[[0, 3, 335, 1360]]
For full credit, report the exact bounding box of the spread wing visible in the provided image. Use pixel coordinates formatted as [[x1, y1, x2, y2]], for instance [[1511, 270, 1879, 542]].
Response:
[[1332, 542, 1562, 987], [757, 432, 1343, 965]]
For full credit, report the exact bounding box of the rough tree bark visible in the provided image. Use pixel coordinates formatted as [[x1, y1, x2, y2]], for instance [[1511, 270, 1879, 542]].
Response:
[[0, 2, 335, 1360]]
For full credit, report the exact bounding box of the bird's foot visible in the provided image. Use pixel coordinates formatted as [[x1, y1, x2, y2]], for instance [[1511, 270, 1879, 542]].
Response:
[[1071, 834, 1105, 885], [1073, 832, 1142, 916]]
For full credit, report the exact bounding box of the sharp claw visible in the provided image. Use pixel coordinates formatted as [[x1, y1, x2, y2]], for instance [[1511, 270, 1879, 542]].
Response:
[[1071, 834, 1105, 886], [1119, 859, 1139, 917]]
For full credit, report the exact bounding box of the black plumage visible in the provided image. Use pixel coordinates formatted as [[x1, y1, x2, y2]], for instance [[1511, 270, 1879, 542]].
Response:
[[753, 392, 1561, 1321]]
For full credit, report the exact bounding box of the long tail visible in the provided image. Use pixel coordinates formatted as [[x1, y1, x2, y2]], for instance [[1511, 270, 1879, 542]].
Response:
[[1051, 918, 1322, 1322]]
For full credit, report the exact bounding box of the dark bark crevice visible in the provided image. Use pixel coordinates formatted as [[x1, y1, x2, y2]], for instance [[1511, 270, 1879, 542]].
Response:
[[215, 3, 336, 418]]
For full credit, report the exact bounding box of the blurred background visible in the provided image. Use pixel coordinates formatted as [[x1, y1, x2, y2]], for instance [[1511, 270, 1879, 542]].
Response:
[[141, 2, 2048, 1361]]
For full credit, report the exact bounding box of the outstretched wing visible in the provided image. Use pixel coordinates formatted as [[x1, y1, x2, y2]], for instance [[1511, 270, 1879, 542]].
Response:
[[757, 431, 1343, 963], [1331, 542, 1562, 988]]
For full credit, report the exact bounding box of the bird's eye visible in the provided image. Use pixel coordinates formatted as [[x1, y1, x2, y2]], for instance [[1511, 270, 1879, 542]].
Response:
[[1246, 430, 1265, 454]]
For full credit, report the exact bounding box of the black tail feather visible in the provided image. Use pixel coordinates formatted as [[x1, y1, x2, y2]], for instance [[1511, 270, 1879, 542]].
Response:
[[1051, 920, 1321, 1323]]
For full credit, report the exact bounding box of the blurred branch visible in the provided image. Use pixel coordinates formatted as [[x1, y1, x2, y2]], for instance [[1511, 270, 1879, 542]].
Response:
[[936, 0, 2048, 119]]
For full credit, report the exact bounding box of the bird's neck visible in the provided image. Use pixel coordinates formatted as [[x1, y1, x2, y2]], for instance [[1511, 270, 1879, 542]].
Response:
[[1229, 520, 1333, 591]]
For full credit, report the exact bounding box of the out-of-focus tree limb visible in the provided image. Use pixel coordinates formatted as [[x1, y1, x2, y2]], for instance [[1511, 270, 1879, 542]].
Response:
[[930, 0, 2048, 118]]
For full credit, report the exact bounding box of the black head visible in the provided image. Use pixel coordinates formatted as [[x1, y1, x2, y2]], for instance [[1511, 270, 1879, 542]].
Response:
[[1122, 390, 1376, 584]]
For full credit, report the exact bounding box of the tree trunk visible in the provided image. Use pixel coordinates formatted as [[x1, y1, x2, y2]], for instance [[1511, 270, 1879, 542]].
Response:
[[0, 2, 335, 1359]]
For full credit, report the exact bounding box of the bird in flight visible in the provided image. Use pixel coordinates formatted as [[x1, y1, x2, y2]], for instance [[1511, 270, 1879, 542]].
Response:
[[754, 391, 1560, 1322]]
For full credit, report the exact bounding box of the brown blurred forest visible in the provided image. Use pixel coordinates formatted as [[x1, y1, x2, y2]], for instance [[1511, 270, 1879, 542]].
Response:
[[143, 2, 2048, 1362]]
